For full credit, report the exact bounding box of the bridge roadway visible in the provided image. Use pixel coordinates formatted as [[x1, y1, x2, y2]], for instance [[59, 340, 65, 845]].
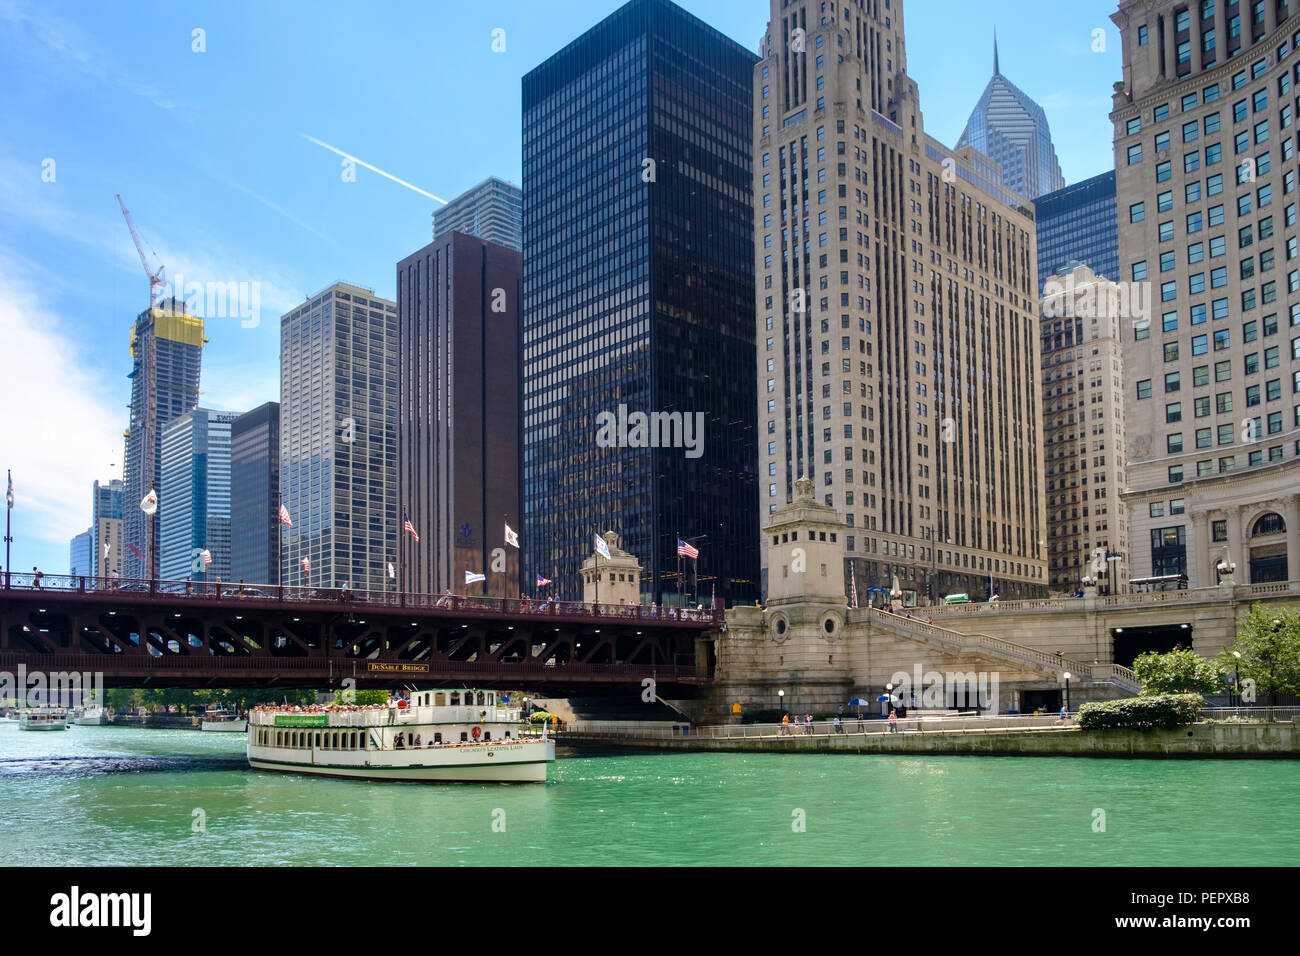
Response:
[[0, 574, 720, 692]]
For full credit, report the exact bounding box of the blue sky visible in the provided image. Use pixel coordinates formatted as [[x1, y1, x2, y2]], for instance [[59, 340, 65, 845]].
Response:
[[0, 0, 1122, 576]]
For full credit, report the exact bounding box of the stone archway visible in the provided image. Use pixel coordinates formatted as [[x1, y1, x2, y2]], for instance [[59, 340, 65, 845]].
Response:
[[1248, 512, 1288, 583]]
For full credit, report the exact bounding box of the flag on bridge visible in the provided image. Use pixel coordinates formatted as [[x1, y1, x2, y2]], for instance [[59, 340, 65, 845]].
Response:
[[200, 549, 212, 566], [302, 557, 310, 573], [403, 513, 420, 542], [594, 534, 610, 559], [5, 470, 12, 510], [536, 574, 552, 587], [465, 570, 486, 584], [140, 489, 158, 516], [127, 544, 145, 562], [677, 538, 699, 560], [504, 523, 519, 548], [387, 562, 395, 580], [278, 503, 292, 527]]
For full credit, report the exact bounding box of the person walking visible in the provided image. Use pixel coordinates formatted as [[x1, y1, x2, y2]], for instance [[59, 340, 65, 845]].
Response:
[[31, 567, 43, 589], [833, 715, 842, 734], [781, 713, 789, 735], [888, 710, 899, 733], [1058, 704, 1070, 725], [805, 713, 813, 735], [856, 711, 864, 733]]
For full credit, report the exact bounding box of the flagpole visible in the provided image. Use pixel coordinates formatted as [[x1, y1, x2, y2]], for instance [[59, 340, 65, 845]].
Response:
[[677, 531, 682, 609], [276, 489, 282, 592], [399, 503, 405, 602], [4, 469, 11, 589]]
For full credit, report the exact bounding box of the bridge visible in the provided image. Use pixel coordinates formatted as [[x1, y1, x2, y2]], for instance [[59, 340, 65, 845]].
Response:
[[0, 573, 721, 693]]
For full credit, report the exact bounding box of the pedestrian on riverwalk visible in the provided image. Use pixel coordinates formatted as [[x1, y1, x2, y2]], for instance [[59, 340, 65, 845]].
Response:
[[888, 711, 898, 733], [834, 715, 842, 734], [1058, 704, 1070, 724], [805, 713, 813, 734], [856, 711, 864, 732], [781, 713, 789, 735]]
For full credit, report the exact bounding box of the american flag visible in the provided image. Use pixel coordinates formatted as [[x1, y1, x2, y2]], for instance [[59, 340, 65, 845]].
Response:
[[5, 470, 12, 510], [278, 503, 292, 527], [200, 549, 212, 566], [536, 574, 552, 587], [301, 557, 310, 573], [677, 538, 699, 560], [403, 513, 420, 542]]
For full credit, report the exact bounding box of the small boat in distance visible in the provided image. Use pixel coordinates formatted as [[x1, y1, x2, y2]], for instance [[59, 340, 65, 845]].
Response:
[[18, 708, 69, 731], [201, 709, 249, 732], [247, 688, 555, 782], [71, 705, 108, 726]]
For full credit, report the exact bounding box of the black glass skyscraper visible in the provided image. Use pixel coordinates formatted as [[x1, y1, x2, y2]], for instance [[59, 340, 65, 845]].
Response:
[[1034, 170, 1119, 293], [521, 0, 758, 606]]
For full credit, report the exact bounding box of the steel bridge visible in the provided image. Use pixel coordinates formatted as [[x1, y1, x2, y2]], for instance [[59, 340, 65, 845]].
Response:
[[0, 574, 720, 693]]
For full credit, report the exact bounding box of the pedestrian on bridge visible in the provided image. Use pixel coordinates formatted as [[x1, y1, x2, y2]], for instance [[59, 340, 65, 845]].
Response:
[[32, 567, 42, 589]]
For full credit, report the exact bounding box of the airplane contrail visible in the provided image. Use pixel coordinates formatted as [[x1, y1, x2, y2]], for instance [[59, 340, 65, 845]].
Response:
[[301, 134, 448, 204]]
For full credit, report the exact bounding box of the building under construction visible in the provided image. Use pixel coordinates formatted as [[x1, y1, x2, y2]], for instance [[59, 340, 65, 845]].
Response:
[[121, 300, 205, 579]]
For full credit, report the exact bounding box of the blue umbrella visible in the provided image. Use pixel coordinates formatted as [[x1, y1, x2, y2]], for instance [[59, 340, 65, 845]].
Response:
[[876, 695, 890, 702], [848, 698, 871, 706]]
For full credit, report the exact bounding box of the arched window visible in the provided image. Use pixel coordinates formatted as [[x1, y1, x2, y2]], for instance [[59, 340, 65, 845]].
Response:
[[450, 692, 460, 705], [477, 692, 486, 705], [1252, 512, 1286, 536]]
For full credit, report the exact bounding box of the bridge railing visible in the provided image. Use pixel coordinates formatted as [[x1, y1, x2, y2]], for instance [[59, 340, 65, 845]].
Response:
[[559, 713, 1080, 739], [0, 573, 723, 626]]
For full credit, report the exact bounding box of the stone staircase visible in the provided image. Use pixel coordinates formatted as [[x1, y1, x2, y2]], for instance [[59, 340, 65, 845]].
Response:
[[865, 608, 1142, 696]]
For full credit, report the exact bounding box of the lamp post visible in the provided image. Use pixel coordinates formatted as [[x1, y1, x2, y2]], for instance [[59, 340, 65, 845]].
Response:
[[886, 682, 894, 717], [1231, 651, 1241, 709], [1062, 671, 1072, 713], [778, 688, 785, 719]]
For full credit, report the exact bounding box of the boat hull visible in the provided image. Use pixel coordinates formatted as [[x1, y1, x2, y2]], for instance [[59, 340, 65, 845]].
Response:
[[19, 722, 68, 731], [202, 719, 248, 732], [247, 740, 555, 783]]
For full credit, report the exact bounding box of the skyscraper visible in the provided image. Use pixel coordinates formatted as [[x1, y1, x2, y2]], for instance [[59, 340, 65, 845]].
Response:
[[1040, 265, 1130, 593], [1035, 170, 1120, 293], [756, 0, 1047, 603], [1112, 0, 1300, 586], [91, 478, 123, 579], [159, 408, 236, 582], [432, 178, 523, 252], [280, 283, 398, 591], [397, 232, 522, 596], [122, 300, 205, 578], [958, 38, 1067, 201], [69, 528, 91, 578], [521, 0, 759, 605], [230, 401, 280, 586]]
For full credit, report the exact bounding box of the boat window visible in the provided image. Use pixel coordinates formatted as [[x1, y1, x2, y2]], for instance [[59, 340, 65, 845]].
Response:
[[450, 692, 460, 705], [460, 732, 468, 742], [477, 692, 485, 705], [433, 732, 442, 743], [484, 731, 491, 740], [487, 693, 495, 705], [332, 732, 339, 749], [504, 731, 511, 739], [435, 693, 446, 706]]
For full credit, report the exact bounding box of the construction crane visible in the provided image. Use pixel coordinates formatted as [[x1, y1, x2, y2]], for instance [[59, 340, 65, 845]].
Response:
[[115, 193, 165, 309]]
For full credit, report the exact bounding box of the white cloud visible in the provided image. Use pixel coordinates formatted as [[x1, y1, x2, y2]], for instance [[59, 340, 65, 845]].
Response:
[[0, 268, 123, 551]]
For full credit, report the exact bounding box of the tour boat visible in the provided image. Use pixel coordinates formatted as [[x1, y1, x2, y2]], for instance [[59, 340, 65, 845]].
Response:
[[247, 688, 555, 782], [71, 705, 108, 726], [201, 710, 249, 732], [18, 708, 69, 731]]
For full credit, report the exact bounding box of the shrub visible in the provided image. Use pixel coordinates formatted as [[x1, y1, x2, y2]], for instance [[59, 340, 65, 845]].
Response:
[[1076, 693, 1203, 730]]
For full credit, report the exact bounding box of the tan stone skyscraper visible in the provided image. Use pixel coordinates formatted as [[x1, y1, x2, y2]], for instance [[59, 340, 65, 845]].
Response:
[[1112, 0, 1300, 587], [1040, 265, 1131, 593], [754, 0, 1047, 604]]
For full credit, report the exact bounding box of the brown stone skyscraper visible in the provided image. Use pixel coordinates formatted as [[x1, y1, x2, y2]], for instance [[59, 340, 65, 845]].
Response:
[[754, 0, 1047, 603]]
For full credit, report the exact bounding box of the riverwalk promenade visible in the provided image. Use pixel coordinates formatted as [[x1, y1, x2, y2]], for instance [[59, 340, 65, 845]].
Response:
[[557, 710, 1300, 757]]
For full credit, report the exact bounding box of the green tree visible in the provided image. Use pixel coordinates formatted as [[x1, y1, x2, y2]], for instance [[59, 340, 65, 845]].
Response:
[[1131, 647, 1224, 695], [1218, 604, 1300, 705], [334, 688, 389, 706]]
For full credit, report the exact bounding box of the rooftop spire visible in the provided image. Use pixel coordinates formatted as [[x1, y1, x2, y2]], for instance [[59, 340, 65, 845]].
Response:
[[993, 29, 1000, 76]]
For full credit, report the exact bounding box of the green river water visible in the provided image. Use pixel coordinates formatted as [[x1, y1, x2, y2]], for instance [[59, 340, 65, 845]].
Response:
[[0, 723, 1295, 866]]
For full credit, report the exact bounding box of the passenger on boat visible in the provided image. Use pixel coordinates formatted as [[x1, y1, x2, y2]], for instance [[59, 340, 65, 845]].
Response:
[[395, 733, 405, 749]]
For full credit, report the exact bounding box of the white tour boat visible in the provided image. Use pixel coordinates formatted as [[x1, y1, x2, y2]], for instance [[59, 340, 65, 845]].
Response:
[[201, 710, 249, 732], [71, 705, 108, 726], [18, 708, 70, 731], [247, 688, 555, 782]]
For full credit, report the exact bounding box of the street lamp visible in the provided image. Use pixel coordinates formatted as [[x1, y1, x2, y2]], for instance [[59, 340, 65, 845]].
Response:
[[886, 682, 894, 717], [778, 688, 784, 715], [1062, 672, 1072, 713]]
